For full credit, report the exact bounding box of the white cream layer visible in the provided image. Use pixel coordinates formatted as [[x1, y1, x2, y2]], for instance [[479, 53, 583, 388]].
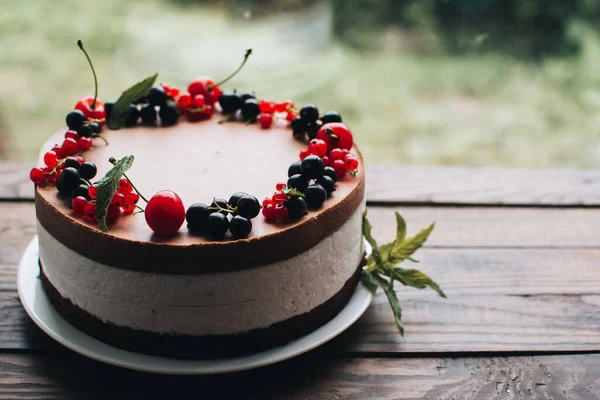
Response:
[[38, 205, 364, 336]]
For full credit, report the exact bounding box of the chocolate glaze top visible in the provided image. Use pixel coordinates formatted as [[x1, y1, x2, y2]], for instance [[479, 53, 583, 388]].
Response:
[[35, 118, 365, 274]]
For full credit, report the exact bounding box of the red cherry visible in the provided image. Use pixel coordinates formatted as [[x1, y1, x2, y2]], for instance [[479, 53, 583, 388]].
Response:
[[83, 202, 97, 222], [259, 100, 275, 114], [316, 122, 353, 151], [78, 137, 93, 151], [62, 138, 79, 156], [72, 196, 88, 215], [258, 113, 273, 129], [88, 184, 98, 199], [118, 178, 133, 194], [75, 96, 106, 126], [50, 145, 64, 159], [308, 138, 328, 157], [177, 92, 192, 108], [106, 205, 122, 225], [299, 149, 311, 160], [30, 167, 46, 185], [145, 190, 186, 236], [43, 151, 58, 168], [332, 159, 347, 178], [65, 130, 79, 140], [188, 77, 222, 106]]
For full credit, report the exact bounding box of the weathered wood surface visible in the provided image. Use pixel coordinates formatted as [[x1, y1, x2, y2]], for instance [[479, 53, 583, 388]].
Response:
[[0, 353, 598, 399], [5, 162, 600, 206]]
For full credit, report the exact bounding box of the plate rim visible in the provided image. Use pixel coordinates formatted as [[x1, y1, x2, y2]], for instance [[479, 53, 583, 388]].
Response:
[[17, 236, 374, 375]]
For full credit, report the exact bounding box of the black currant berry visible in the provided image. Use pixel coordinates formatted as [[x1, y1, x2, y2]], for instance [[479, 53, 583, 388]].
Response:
[[318, 175, 336, 195], [210, 198, 230, 215], [159, 101, 179, 126], [291, 116, 308, 137], [241, 99, 260, 122], [288, 161, 302, 178], [284, 195, 307, 220], [239, 92, 255, 102], [323, 166, 339, 182], [66, 110, 86, 130], [229, 215, 252, 239], [219, 91, 243, 114], [76, 124, 93, 138], [305, 184, 327, 209], [63, 157, 80, 170], [104, 101, 115, 122], [287, 174, 309, 193], [125, 105, 140, 127], [237, 195, 260, 219], [207, 212, 229, 239], [147, 86, 167, 107], [301, 155, 325, 180], [71, 184, 91, 200], [300, 104, 319, 123], [228, 192, 248, 207], [57, 167, 81, 195], [140, 104, 157, 124], [320, 111, 342, 124], [79, 161, 97, 180], [306, 121, 322, 140], [186, 203, 210, 232]]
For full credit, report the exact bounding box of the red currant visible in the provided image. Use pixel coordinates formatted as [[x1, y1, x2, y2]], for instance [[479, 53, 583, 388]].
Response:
[[45, 168, 58, 184], [322, 155, 330, 167], [274, 100, 293, 113], [72, 196, 88, 215], [125, 191, 139, 205], [258, 113, 273, 129], [275, 182, 286, 191], [177, 92, 192, 108], [262, 203, 275, 219], [51, 145, 64, 159], [62, 138, 79, 156], [259, 100, 275, 114], [43, 151, 58, 168], [308, 139, 328, 157], [65, 130, 79, 140], [145, 190, 186, 236], [121, 202, 135, 214], [286, 112, 298, 122], [262, 197, 274, 207], [329, 148, 344, 161], [188, 77, 222, 106], [78, 137, 93, 151], [83, 202, 97, 222], [316, 122, 353, 151], [202, 105, 214, 119], [332, 159, 347, 178], [106, 205, 122, 225], [273, 204, 288, 220], [30, 167, 46, 185], [340, 149, 350, 158], [75, 155, 85, 164], [111, 193, 126, 208], [88, 184, 98, 199], [299, 149, 310, 160], [272, 192, 289, 204], [345, 156, 359, 171], [118, 178, 133, 194], [193, 95, 205, 108]]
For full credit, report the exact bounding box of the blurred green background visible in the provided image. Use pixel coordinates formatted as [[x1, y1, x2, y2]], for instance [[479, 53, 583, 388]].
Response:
[[2, 0, 600, 168]]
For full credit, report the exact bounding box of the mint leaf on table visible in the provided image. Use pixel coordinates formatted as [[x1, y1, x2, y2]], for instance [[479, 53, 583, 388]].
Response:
[[96, 155, 134, 232], [107, 73, 158, 129], [361, 208, 445, 336]]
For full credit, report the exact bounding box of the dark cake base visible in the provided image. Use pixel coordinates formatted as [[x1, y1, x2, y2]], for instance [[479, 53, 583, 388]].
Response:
[[39, 258, 365, 359]]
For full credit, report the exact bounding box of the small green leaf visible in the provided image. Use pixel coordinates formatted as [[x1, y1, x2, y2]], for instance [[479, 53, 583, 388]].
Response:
[[364, 271, 404, 336], [389, 222, 435, 264], [96, 155, 135, 232], [394, 212, 407, 244], [362, 209, 383, 267], [283, 187, 305, 198], [391, 268, 447, 298], [108, 73, 158, 129]]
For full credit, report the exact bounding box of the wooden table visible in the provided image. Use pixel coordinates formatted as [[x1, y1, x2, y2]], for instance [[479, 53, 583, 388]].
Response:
[[1, 163, 599, 399]]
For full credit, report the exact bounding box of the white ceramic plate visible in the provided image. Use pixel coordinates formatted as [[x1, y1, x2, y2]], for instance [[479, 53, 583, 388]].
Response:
[[17, 236, 374, 375]]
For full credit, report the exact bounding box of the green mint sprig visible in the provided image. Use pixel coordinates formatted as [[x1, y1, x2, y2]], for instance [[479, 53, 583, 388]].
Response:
[[96, 155, 134, 232], [108, 73, 158, 130], [362, 209, 446, 336]]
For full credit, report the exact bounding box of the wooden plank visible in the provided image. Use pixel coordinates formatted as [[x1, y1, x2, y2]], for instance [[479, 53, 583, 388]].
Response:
[[366, 165, 600, 206], [0, 353, 598, 399], [4, 162, 600, 206]]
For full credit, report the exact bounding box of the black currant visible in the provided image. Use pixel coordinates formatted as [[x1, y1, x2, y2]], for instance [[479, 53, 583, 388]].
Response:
[[237, 195, 260, 219], [287, 174, 309, 193], [104, 101, 115, 122], [291, 116, 308, 137], [207, 212, 229, 239], [284, 195, 307, 220], [229, 215, 252, 239], [304, 184, 327, 209], [323, 166, 339, 182], [306, 121, 322, 140], [147, 86, 167, 107], [301, 155, 325, 180], [186, 203, 210, 232], [76, 124, 93, 138], [125, 105, 140, 127], [57, 167, 81, 195], [300, 104, 319, 123], [320, 111, 342, 124], [140, 104, 157, 124], [71, 184, 91, 200], [159, 101, 179, 126], [210, 198, 230, 215], [79, 161, 97, 180], [288, 161, 302, 178], [219, 91, 243, 114], [318, 175, 336, 195], [90, 122, 101, 134], [241, 99, 260, 122], [63, 157, 80, 170], [66, 110, 86, 130], [239, 92, 255, 102], [228, 192, 248, 207]]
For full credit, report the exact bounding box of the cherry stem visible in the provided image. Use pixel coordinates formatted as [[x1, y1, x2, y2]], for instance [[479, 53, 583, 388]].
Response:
[[109, 157, 149, 203], [209, 49, 252, 90], [77, 40, 98, 110], [91, 134, 109, 145], [325, 126, 339, 141]]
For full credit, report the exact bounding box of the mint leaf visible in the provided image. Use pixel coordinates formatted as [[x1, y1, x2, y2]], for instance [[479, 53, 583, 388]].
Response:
[[96, 155, 134, 231], [362, 208, 383, 268], [391, 268, 447, 298], [108, 73, 158, 129], [389, 222, 435, 264], [394, 212, 407, 244], [364, 271, 404, 336]]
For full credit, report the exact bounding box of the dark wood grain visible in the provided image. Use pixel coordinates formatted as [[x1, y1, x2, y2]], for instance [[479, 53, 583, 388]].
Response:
[[5, 162, 600, 206], [0, 352, 598, 399]]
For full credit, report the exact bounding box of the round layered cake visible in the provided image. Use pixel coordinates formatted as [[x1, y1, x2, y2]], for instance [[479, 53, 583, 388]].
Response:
[[35, 117, 366, 357]]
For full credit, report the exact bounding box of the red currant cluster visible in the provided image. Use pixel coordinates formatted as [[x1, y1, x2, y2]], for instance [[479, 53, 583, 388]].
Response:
[[255, 100, 298, 129], [261, 183, 292, 221], [73, 178, 140, 226], [175, 88, 214, 122]]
